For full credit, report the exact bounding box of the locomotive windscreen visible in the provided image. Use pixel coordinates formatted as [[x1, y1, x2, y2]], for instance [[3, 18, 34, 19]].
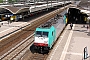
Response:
[[36, 31, 48, 37]]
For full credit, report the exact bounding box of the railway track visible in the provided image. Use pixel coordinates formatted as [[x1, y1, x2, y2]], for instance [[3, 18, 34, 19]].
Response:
[[29, 53, 48, 60], [0, 34, 34, 60], [0, 4, 71, 60]]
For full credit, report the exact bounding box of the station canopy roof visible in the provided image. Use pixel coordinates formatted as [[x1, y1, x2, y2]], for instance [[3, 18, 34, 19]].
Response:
[[0, 4, 30, 14], [80, 10, 90, 16], [78, 1, 90, 16], [69, 6, 90, 16]]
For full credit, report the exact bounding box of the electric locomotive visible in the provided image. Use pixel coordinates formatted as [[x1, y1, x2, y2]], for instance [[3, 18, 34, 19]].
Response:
[[34, 26, 56, 53]]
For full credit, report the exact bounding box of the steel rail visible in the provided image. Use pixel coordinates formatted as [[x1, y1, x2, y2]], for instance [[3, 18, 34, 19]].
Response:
[[0, 34, 34, 60]]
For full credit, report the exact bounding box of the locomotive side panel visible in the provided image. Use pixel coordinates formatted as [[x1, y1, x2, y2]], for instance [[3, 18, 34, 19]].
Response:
[[48, 26, 56, 49]]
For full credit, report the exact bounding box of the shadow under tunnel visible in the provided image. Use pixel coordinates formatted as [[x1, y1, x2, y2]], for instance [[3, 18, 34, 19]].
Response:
[[67, 8, 88, 24]]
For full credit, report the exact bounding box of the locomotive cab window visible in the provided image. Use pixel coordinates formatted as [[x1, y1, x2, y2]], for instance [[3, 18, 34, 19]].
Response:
[[36, 31, 42, 37], [52, 30, 55, 36], [52, 32, 54, 36], [36, 31, 48, 37], [43, 32, 48, 37]]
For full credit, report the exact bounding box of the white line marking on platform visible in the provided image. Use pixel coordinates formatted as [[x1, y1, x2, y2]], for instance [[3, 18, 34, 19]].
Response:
[[0, 22, 27, 34], [49, 25, 67, 60], [66, 52, 82, 56], [59, 24, 75, 60]]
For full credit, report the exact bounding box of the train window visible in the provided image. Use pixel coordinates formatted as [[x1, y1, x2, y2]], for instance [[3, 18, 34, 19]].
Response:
[[36, 31, 48, 37], [36, 31, 42, 37], [52, 32, 54, 36], [42, 32, 48, 37]]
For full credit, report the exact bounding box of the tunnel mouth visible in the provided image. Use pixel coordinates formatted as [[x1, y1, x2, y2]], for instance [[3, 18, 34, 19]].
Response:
[[67, 8, 88, 24]]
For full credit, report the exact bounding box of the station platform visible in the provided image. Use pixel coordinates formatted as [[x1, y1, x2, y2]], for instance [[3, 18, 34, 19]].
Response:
[[47, 24, 90, 60], [0, 21, 30, 39]]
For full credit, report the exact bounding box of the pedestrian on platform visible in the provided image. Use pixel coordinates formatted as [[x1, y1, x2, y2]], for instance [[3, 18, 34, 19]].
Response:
[[88, 25, 90, 32], [7, 20, 10, 24], [0, 23, 3, 27], [70, 23, 73, 30], [87, 25, 89, 30]]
